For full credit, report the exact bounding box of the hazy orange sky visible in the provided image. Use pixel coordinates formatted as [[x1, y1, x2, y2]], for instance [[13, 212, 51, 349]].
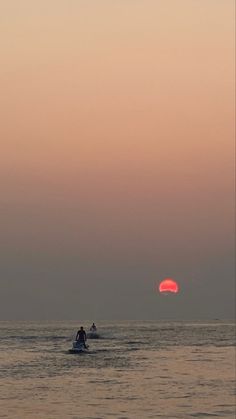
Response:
[[0, 1, 234, 319]]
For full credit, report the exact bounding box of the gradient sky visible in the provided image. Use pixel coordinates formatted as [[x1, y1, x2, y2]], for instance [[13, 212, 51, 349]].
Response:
[[0, 0, 235, 320]]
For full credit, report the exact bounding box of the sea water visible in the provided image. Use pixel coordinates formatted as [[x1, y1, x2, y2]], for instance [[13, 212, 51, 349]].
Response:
[[0, 320, 235, 418]]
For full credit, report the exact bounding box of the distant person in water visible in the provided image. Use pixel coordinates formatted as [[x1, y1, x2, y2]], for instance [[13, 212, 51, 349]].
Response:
[[90, 323, 97, 331], [76, 326, 87, 348]]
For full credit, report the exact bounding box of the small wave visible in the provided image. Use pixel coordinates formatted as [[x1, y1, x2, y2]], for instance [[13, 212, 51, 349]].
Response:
[[190, 413, 220, 417], [127, 347, 139, 352], [2, 335, 37, 340], [1, 335, 70, 342]]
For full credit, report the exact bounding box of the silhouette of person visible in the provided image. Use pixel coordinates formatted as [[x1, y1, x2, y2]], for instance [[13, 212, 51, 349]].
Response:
[[90, 323, 97, 331], [76, 326, 87, 348]]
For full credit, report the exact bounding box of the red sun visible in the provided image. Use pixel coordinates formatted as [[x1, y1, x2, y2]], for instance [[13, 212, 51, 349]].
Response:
[[158, 278, 179, 294]]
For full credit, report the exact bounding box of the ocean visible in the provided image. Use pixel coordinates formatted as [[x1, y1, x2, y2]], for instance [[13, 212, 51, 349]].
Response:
[[0, 320, 235, 419]]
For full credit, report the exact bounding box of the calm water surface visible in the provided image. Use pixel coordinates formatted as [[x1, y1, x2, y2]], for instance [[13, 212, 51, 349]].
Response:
[[0, 320, 235, 418]]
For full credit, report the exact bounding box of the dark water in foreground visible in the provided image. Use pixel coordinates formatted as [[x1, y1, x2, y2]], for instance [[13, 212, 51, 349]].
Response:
[[0, 320, 235, 418]]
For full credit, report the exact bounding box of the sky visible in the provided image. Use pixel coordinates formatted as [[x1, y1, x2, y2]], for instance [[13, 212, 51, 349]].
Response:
[[0, 0, 235, 320]]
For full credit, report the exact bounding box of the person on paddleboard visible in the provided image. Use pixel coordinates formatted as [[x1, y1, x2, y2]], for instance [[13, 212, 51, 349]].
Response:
[[76, 326, 87, 348]]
